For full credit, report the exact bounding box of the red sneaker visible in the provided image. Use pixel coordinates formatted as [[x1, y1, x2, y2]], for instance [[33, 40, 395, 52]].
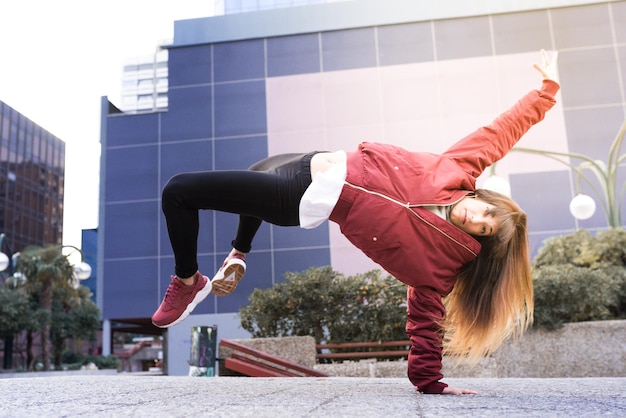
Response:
[[211, 253, 246, 296], [151, 272, 211, 328]]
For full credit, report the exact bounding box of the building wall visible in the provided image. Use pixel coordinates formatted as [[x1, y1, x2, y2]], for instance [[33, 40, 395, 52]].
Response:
[[119, 49, 169, 113], [222, 0, 353, 15], [80, 228, 97, 301], [100, 0, 626, 374], [0, 101, 65, 252]]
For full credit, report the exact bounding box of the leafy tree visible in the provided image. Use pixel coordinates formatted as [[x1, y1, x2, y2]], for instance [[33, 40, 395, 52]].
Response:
[[0, 245, 99, 371], [18, 245, 77, 371], [0, 287, 33, 338], [0, 285, 47, 369], [0, 287, 34, 367], [50, 286, 101, 368], [239, 266, 407, 346]]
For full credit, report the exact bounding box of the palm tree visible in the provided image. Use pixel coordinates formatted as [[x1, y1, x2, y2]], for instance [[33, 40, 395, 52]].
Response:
[[19, 245, 75, 371]]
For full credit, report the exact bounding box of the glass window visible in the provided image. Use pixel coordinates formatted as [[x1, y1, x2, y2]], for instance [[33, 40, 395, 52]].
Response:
[[138, 63, 154, 71], [32, 127, 41, 162], [17, 119, 26, 162], [24, 122, 33, 161], [138, 79, 153, 87], [1, 114, 9, 140]]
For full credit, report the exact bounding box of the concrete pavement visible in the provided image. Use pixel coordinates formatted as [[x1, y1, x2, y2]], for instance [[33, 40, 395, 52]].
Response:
[[0, 374, 624, 417]]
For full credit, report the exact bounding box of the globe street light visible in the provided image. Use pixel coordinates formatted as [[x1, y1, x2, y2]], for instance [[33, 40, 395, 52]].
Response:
[[0, 251, 9, 272], [483, 120, 625, 228], [482, 167, 512, 198], [0, 233, 19, 369], [62, 245, 92, 288], [0, 233, 17, 276], [569, 194, 597, 220]]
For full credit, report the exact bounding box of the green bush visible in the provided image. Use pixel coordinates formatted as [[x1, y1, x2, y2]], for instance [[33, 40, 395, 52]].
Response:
[[61, 350, 84, 365], [239, 266, 407, 347], [327, 269, 407, 345], [532, 228, 626, 329], [86, 354, 120, 370], [61, 351, 121, 370]]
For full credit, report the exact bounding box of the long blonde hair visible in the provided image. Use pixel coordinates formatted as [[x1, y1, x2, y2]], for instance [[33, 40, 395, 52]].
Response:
[[443, 189, 533, 360]]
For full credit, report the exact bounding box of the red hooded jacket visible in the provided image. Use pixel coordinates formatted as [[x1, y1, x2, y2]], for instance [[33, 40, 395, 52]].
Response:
[[329, 79, 559, 393]]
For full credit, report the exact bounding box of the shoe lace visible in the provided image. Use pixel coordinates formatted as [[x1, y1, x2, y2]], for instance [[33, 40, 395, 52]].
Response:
[[164, 279, 183, 306]]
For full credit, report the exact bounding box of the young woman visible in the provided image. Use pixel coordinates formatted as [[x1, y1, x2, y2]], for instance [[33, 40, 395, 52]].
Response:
[[152, 50, 559, 395]]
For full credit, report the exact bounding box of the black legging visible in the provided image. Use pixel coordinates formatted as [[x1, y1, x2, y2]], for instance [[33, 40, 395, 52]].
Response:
[[161, 152, 319, 278]]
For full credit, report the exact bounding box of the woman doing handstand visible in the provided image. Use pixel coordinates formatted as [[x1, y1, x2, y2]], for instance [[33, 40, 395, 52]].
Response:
[[152, 50, 560, 395]]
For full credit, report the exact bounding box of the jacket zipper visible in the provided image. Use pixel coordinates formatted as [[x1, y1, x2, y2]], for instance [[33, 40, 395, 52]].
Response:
[[344, 181, 410, 207], [344, 181, 479, 258]]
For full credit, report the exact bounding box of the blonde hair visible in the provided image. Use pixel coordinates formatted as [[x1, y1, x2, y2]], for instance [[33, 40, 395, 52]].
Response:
[[443, 189, 533, 360]]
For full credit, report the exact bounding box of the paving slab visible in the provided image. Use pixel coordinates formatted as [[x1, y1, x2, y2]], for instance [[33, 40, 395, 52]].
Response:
[[0, 375, 624, 417]]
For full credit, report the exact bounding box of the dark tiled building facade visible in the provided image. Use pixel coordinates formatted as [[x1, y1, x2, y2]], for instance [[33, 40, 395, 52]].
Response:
[[0, 101, 64, 252]]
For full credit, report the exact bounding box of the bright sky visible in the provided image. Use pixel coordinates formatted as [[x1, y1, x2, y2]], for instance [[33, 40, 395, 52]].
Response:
[[0, 1, 219, 248]]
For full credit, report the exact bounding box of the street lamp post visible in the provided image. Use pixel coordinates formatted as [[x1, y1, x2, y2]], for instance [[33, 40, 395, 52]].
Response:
[[0, 233, 19, 278], [0, 233, 20, 369], [484, 120, 626, 228]]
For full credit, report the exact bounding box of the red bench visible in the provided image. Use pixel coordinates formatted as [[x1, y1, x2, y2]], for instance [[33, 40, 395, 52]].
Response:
[[316, 340, 410, 361]]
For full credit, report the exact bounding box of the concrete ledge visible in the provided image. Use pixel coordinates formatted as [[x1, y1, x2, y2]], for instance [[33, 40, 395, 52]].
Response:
[[315, 357, 498, 379], [225, 320, 625, 378], [494, 319, 626, 378], [218, 336, 317, 369], [0, 369, 118, 379]]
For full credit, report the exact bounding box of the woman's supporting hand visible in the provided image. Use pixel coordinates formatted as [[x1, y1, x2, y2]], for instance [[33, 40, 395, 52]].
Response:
[[441, 386, 478, 395], [533, 49, 558, 82]]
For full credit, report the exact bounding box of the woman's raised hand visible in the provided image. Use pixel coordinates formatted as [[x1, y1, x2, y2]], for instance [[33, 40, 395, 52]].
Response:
[[533, 49, 558, 82]]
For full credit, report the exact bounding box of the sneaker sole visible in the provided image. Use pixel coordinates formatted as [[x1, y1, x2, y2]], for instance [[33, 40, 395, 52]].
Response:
[[152, 278, 212, 328], [211, 259, 245, 296]]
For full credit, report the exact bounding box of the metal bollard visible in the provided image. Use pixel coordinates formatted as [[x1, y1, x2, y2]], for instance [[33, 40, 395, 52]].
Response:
[[188, 325, 217, 377]]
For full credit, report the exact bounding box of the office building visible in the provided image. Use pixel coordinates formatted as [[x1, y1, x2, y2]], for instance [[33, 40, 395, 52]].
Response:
[[119, 49, 169, 113], [99, 0, 626, 375], [117, 1, 353, 113], [0, 101, 64, 252]]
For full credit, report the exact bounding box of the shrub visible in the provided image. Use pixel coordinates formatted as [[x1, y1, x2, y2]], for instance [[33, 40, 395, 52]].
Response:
[[532, 264, 623, 329], [239, 266, 407, 346], [532, 228, 626, 329], [533, 228, 626, 268], [61, 351, 121, 370], [61, 350, 84, 365], [239, 266, 346, 343], [325, 269, 407, 344], [86, 354, 120, 370]]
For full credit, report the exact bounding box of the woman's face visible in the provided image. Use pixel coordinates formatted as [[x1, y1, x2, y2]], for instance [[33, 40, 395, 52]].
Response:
[[450, 196, 498, 237]]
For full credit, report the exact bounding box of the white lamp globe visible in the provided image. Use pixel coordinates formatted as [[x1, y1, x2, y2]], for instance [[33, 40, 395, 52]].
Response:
[[0, 252, 9, 272], [73, 262, 92, 280], [569, 194, 596, 220], [482, 175, 511, 197]]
